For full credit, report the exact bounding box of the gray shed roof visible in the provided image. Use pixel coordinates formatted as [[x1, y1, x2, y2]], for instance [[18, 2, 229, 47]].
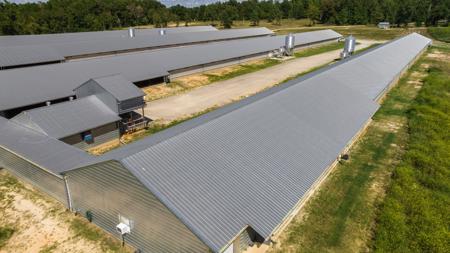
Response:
[[0, 46, 64, 68], [0, 27, 273, 68], [0, 29, 341, 111], [83, 75, 146, 101], [0, 116, 93, 175], [0, 26, 218, 47], [11, 95, 120, 139]]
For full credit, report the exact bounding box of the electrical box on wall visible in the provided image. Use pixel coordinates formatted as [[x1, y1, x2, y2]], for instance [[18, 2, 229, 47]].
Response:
[[116, 214, 134, 235], [116, 223, 131, 235]]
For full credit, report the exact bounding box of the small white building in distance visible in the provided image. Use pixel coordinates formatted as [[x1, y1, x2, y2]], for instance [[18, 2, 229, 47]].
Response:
[[378, 22, 390, 29]]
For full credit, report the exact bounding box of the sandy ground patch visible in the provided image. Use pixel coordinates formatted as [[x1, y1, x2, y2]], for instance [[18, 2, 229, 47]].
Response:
[[142, 58, 275, 101], [0, 170, 131, 253]]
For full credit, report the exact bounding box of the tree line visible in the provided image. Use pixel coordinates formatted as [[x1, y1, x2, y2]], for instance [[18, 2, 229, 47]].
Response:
[[0, 0, 449, 35]]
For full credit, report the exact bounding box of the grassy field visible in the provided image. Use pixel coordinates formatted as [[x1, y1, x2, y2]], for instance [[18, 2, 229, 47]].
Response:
[[271, 47, 433, 252], [189, 18, 312, 30], [372, 44, 450, 252], [205, 59, 280, 83], [428, 27, 450, 42], [276, 26, 428, 40], [294, 42, 344, 57]]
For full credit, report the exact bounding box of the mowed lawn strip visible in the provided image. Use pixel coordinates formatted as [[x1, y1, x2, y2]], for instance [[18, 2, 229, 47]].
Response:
[[373, 45, 450, 253], [271, 50, 431, 252]]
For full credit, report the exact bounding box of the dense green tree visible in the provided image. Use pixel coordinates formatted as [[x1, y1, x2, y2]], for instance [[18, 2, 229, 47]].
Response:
[[220, 4, 238, 29], [0, 0, 449, 35], [307, 3, 320, 25], [250, 8, 260, 26]]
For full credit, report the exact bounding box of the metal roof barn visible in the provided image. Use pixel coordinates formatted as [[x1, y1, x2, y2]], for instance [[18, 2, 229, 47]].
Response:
[[0, 27, 273, 68], [0, 26, 218, 47], [70, 33, 430, 252], [11, 95, 120, 140], [0, 29, 342, 112], [0, 33, 432, 253]]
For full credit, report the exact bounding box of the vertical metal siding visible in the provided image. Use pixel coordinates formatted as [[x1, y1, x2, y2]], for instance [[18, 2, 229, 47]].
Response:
[[67, 161, 210, 253], [237, 229, 252, 253], [72, 129, 119, 150], [0, 147, 67, 204], [61, 123, 119, 150]]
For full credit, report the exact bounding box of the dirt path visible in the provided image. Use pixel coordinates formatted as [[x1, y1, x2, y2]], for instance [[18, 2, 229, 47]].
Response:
[[143, 40, 380, 123]]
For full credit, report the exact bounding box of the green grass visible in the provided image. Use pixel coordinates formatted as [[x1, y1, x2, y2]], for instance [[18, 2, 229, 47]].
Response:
[[0, 227, 15, 248], [428, 27, 450, 42], [205, 59, 280, 82], [373, 47, 450, 253], [294, 42, 344, 57], [272, 49, 429, 253]]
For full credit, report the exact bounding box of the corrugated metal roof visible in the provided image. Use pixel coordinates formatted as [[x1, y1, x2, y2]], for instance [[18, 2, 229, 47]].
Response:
[[0, 30, 341, 111], [0, 26, 218, 47], [316, 32, 432, 100], [79, 33, 430, 252], [87, 75, 146, 101], [11, 96, 120, 139], [113, 60, 379, 252], [0, 46, 64, 68], [0, 27, 273, 68], [0, 116, 94, 174]]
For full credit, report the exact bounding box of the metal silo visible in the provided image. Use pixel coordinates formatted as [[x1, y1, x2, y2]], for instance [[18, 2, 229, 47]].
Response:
[[341, 35, 356, 59], [128, 27, 135, 38], [285, 33, 295, 56]]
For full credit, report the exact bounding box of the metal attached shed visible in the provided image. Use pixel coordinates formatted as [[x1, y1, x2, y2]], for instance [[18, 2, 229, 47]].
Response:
[[11, 95, 121, 149], [75, 74, 146, 114]]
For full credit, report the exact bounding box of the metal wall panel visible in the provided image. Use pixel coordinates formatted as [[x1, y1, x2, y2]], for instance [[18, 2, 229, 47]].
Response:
[[66, 161, 210, 253], [237, 229, 252, 253], [0, 147, 67, 204], [61, 123, 119, 150]]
